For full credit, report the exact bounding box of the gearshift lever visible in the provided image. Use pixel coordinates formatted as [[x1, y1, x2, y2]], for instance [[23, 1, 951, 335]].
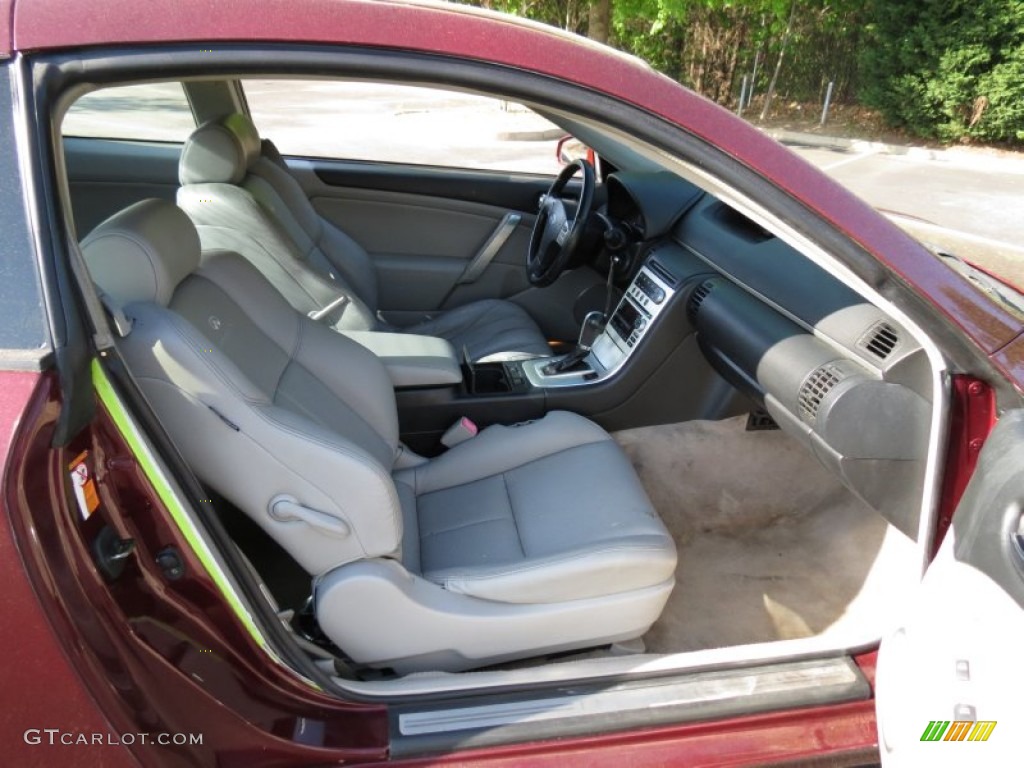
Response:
[[578, 310, 606, 349], [542, 311, 605, 375]]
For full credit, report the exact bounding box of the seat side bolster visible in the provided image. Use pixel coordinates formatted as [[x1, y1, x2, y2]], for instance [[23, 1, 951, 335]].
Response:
[[315, 216, 380, 309], [188, 252, 399, 459], [315, 559, 674, 673], [424, 536, 678, 604], [177, 183, 378, 331], [291, 317, 400, 454], [248, 159, 325, 242], [399, 411, 612, 494], [121, 303, 402, 575], [249, 158, 379, 308]]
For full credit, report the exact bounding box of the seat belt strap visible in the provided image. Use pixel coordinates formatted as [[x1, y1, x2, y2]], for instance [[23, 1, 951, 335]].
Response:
[[457, 212, 522, 285]]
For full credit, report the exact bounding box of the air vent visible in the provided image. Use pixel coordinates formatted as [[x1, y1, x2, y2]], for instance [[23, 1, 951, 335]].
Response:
[[688, 280, 715, 321], [646, 259, 677, 287], [798, 364, 843, 423], [860, 322, 900, 361]]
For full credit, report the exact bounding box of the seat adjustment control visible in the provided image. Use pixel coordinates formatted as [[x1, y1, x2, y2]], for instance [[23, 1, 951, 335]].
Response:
[[269, 495, 351, 538]]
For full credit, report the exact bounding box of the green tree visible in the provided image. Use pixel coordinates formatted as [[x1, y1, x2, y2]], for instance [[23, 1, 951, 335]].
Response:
[[610, 0, 862, 108], [467, 0, 592, 34], [589, 0, 613, 43], [861, 0, 1024, 144], [612, 0, 768, 102]]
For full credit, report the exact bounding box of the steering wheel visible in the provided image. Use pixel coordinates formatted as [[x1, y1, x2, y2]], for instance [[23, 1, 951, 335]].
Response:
[[527, 159, 595, 287]]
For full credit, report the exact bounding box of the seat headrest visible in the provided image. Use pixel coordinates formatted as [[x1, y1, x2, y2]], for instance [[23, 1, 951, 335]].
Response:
[[81, 199, 201, 307], [179, 113, 262, 185]]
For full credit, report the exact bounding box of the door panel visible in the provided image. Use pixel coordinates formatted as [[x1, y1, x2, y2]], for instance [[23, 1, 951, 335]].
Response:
[[309, 187, 537, 312], [63, 137, 181, 237], [291, 160, 553, 315], [876, 409, 1024, 767], [310, 162, 554, 211]]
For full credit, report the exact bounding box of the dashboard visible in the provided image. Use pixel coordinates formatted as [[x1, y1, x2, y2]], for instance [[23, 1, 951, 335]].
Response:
[[599, 171, 933, 539]]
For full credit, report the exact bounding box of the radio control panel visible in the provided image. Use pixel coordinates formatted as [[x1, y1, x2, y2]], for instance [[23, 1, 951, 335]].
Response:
[[608, 264, 675, 350], [523, 257, 678, 389]]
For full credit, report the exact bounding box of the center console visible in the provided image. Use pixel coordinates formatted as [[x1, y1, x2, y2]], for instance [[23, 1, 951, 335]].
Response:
[[395, 249, 709, 454], [462, 360, 532, 395], [342, 331, 463, 389], [521, 259, 679, 388]]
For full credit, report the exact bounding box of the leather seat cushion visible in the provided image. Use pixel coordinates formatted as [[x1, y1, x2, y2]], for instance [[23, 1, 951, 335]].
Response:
[[180, 115, 554, 363], [407, 299, 551, 363], [396, 411, 677, 604]]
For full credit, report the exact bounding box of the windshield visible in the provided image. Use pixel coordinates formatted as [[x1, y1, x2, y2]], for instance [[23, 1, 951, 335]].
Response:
[[785, 142, 1024, 296], [884, 211, 1024, 316], [936, 249, 1024, 320]]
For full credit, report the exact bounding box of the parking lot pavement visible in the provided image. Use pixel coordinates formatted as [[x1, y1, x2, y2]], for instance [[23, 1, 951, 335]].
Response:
[[782, 140, 1024, 287], [788, 142, 1024, 248]]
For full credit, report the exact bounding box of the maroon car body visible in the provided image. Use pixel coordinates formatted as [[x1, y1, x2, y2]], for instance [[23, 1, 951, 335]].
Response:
[[0, 1, 1020, 766]]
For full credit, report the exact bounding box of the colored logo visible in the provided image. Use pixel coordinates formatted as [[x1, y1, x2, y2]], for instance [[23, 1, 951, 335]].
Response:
[[921, 721, 996, 742]]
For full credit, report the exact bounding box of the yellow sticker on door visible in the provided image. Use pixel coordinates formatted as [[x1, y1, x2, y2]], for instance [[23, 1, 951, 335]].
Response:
[[69, 450, 100, 520]]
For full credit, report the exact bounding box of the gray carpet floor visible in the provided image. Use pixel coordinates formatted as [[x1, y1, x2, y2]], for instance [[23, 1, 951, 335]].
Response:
[[614, 416, 900, 654]]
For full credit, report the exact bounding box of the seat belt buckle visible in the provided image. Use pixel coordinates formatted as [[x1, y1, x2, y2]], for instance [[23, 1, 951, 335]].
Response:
[[441, 417, 478, 448], [308, 295, 350, 322]]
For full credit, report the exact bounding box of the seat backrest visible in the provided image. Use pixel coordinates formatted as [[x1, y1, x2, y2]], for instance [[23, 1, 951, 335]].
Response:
[[176, 115, 379, 331], [82, 199, 403, 575], [246, 146, 378, 306]]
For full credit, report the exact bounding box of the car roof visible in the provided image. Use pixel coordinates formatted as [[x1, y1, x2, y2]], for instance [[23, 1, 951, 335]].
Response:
[[8, 0, 632, 61], [4, 0, 758, 192]]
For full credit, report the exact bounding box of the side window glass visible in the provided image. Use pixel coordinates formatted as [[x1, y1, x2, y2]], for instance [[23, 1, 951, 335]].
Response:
[[63, 83, 195, 142], [243, 79, 563, 174]]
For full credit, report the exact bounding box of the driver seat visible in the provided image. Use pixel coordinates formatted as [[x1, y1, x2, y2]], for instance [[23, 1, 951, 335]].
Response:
[[81, 199, 677, 674], [176, 114, 552, 363]]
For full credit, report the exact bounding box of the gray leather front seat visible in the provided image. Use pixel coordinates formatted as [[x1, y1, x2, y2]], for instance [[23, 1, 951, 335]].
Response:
[[176, 114, 552, 363], [82, 200, 677, 673]]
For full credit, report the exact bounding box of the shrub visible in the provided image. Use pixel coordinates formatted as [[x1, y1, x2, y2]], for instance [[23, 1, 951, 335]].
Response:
[[861, 0, 1024, 144]]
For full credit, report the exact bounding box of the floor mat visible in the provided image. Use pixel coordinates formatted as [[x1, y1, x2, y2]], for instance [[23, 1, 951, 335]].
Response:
[[615, 416, 909, 653]]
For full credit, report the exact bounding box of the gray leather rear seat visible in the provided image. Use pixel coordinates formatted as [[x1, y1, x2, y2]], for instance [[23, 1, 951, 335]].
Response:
[[82, 199, 677, 673], [176, 114, 552, 363]]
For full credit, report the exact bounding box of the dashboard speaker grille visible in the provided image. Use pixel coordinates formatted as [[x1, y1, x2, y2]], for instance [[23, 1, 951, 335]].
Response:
[[798, 364, 843, 422], [860, 322, 900, 361], [688, 280, 715, 321]]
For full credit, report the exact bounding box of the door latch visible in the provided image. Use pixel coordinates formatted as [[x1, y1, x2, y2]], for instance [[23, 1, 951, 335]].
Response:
[[92, 525, 136, 580]]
